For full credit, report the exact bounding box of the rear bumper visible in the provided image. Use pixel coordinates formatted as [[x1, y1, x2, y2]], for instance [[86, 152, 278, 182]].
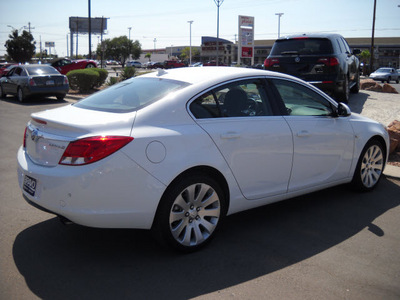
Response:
[[17, 146, 166, 229], [24, 85, 69, 98]]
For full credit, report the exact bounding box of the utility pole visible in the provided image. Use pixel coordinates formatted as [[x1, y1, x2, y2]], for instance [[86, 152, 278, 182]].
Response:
[[275, 13, 284, 38], [88, 0, 92, 59], [370, 0, 377, 72]]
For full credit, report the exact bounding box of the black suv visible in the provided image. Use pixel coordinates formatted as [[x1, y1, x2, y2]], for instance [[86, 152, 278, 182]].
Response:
[[264, 33, 360, 102]]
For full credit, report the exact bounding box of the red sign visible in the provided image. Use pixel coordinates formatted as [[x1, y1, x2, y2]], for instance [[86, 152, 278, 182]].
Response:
[[241, 47, 253, 58]]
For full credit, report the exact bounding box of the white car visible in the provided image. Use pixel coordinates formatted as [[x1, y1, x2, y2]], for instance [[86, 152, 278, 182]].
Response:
[[17, 67, 389, 251], [126, 61, 142, 68]]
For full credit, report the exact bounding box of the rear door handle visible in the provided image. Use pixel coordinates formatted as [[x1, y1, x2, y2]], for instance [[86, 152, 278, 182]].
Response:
[[296, 130, 310, 137], [221, 132, 241, 139]]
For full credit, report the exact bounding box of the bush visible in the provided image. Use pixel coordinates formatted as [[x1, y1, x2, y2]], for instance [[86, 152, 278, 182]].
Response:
[[106, 76, 120, 86], [67, 69, 99, 92], [120, 66, 136, 81], [91, 68, 108, 87]]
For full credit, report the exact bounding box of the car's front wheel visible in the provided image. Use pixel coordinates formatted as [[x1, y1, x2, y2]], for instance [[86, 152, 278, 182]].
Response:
[[17, 87, 25, 102], [85, 63, 95, 68], [351, 139, 385, 191], [152, 173, 226, 252]]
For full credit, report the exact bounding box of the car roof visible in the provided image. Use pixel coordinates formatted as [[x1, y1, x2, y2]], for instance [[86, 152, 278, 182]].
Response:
[[277, 33, 344, 41], [140, 66, 292, 85]]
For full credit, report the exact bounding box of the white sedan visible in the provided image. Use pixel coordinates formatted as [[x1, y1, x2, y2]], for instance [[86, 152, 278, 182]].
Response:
[[17, 67, 389, 252]]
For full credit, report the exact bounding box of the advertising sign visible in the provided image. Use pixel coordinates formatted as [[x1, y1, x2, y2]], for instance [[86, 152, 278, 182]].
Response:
[[45, 42, 55, 47], [69, 17, 107, 34], [238, 15, 255, 64]]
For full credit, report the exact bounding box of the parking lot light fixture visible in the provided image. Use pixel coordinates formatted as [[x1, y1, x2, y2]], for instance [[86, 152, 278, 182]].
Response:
[[188, 21, 194, 66], [275, 13, 284, 38]]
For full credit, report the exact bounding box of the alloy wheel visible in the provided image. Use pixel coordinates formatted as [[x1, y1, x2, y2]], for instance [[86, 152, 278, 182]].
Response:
[[360, 144, 384, 188], [169, 183, 221, 247]]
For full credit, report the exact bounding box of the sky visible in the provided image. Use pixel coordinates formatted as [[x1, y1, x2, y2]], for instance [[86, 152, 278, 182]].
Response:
[[1, 0, 399, 58]]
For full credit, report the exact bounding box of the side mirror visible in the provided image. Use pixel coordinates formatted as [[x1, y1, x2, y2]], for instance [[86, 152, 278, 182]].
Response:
[[353, 49, 361, 55], [337, 102, 351, 117]]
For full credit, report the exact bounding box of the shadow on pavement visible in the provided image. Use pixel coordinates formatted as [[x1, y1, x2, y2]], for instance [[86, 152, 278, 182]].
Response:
[[13, 177, 400, 300], [348, 92, 369, 114], [0, 95, 68, 106]]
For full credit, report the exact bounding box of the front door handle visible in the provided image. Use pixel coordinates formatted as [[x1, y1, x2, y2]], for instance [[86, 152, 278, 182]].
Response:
[[296, 130, 310, 137], [221, 132, 241, 139]]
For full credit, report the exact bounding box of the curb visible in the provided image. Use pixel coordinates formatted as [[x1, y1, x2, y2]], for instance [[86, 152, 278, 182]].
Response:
[[384, 164, 400, 179]]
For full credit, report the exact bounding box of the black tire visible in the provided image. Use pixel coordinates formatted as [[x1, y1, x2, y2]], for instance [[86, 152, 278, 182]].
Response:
[[17, 87, 25, 103], [337, 76, 349, 103], [351, 139, 385, 192], [152, 173, 226, 252], [387, 77, 391, 83], [350, 72, 360, 94], [396, 79, 399, 84], [85, 63, 95, 69], [0, 84, 5, 98], [56, 95, 65, 101]]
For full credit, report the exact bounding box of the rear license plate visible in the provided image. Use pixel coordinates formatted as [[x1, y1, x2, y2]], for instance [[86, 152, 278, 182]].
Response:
[[46, 80, 55, 86], [23, 175, 37, 196]]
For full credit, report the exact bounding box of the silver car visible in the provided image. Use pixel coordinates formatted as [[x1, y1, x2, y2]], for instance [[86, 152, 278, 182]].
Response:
[[369, 68, 399, 83]]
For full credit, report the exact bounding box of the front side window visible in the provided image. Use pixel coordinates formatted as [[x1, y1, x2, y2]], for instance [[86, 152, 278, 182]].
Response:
[[190, 79, 273, 119], [271, 79, 334, 116], [74, 77, 189, 113]]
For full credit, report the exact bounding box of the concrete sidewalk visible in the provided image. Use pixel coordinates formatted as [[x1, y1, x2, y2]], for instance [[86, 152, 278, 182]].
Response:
[[384, 164, 400, 179]]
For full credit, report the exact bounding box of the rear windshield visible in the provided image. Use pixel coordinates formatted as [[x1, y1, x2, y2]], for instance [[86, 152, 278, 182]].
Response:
[[74, 77, 189, 113], [270, 38, 333, 55], [26, 66, 60, 75]]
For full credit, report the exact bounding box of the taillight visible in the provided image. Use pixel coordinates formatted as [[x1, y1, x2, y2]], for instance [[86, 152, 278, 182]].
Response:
[[264, 58, 279, 68], [23, 127, 27, 148], [318, 57, 339, 67], [63, 77, 69, 85], [59, 136, 134, 166], [29, 77, 36, 86]]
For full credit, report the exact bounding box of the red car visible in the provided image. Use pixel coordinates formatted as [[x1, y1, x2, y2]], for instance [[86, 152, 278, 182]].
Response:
[[164, 60, 185, 69], [0, 63, 17, 77], [51, 58, 97, 75]]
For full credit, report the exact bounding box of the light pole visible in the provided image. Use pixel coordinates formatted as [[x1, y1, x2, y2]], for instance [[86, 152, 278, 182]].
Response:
[[153, 38, 157, 53], [214, 0, 224, 66], [188, 21, 193, 65], [275, 13, 284, 38], [128, 27, 132, 41]]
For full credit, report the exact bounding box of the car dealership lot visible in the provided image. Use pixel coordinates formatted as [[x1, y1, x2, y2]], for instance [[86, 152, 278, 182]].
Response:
[[0, 91, 399, 299]]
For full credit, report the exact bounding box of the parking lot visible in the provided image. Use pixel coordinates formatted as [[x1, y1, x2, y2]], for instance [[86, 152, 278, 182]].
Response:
[[0, 90, 399, 299]]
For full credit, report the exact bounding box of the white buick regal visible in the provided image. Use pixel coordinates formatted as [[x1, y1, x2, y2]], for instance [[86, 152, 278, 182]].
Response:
[[17, 67, 389, 251]]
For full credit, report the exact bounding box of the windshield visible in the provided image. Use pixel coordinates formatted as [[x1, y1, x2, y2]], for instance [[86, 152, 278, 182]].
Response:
[[74, 77, 190, 113], [271, 38, 333, 55]]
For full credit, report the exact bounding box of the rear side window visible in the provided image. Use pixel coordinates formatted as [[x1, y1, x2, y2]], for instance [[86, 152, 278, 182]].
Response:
[[190, 79, 273, 118], [26, 66, 60, 75], [74, 77, 189, 113], [270, 38, 333, 55]]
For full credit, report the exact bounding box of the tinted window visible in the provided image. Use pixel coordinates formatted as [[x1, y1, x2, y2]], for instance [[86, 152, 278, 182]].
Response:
[[74, 77, 189, 113], [272, 79, 334, 116], [270, 38, 333, 55], [190, 79, 273, 118], [26, 66, 60, 75]]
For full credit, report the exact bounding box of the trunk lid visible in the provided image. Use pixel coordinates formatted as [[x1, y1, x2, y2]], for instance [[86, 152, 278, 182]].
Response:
[[25, 104, 136, 166]]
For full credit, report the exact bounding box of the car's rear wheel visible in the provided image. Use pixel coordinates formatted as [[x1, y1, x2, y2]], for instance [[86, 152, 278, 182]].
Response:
[[0, 84, 5, 98], [152, 173, 226, 252], [56, 95, 65, 101], [337, 76, 349, 103], [351, 139, 385, 191], [17, 87, 25, 103]]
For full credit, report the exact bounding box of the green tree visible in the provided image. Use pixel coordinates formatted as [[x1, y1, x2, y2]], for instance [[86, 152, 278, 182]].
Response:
[[4, 30, 36, 63], [360, 50, 371, 75], [145, 52, 152, 61], [180, 47, 200, 62], [97, 36, 141, 67]]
